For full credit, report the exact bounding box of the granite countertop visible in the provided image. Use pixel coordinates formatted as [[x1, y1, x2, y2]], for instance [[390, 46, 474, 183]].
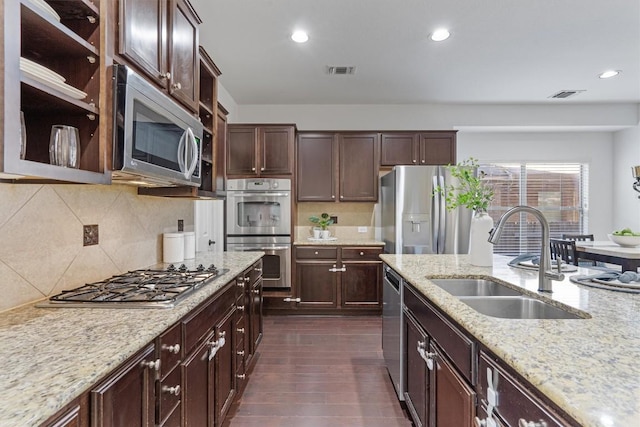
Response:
[[380, 253, 640, 427], [0, 251, 263, 427], [294, 238, 384, 246]]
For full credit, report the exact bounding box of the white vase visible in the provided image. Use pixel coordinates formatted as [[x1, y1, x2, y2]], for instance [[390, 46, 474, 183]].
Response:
[[320, 229, 331, 239], [469, 210, 494, 267]]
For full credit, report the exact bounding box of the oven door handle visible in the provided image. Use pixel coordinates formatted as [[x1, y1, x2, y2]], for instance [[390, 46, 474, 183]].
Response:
[[227, 192, 290, 197], [237, 246, 289, 251]]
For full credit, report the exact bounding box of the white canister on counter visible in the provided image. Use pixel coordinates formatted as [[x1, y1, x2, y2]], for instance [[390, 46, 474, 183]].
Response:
[[163, 232, 185, 263], [183, 231, 196, 259]]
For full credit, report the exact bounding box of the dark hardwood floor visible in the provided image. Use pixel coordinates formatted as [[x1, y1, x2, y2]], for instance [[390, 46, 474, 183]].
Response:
[[223, 315, 412, 427]]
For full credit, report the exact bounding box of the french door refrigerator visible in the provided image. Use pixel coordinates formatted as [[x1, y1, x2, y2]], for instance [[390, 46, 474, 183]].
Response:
[[381, 165, 473, 402]]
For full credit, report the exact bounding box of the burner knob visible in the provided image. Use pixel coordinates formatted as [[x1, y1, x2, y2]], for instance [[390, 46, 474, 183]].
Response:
[[166, 264, 176, 272], [196, 264, 205, 272], [178, 264, 188, 272], [207, 264, 217, 272]]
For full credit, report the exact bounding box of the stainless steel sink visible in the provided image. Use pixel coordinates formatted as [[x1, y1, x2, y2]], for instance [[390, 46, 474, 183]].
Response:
[[458, 296, 584, 319], [429, 278, 523, 297]]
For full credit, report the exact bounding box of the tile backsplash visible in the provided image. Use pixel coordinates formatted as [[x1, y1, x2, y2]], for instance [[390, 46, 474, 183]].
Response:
[[0, 183, 193, 312], [295, 202, 376, 240]]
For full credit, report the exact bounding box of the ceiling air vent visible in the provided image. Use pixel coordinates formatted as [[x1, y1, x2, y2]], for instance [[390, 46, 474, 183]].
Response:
[[326, 66, 356, 75], [548, 90, 586, 99]]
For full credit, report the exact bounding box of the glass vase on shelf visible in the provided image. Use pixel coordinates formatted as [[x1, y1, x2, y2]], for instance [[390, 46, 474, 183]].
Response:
[[469, 209, 494, 267]]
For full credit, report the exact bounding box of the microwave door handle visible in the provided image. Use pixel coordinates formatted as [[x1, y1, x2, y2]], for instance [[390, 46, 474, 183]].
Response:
[[177, 129, 187, 173], [185, 127, 198, 178]]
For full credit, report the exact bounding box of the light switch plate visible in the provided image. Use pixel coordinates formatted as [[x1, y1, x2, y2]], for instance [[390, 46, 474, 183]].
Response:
[[358, 226, 368, 233]]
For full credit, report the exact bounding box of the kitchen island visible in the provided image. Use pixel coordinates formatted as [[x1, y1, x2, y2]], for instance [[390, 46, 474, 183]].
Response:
[[0, 251, 263, 427], [381, 253, 640, 427]]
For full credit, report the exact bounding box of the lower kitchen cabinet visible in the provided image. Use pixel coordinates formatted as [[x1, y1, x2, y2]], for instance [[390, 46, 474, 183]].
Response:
[[42, 259, 264, 427], [290, 245, 382, 314], [404, 313, 429, 427], [90, 344, 157, 427]]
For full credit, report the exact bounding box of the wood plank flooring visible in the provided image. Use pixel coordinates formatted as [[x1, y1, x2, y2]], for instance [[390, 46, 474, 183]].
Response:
[[223, 315, 413, 427]]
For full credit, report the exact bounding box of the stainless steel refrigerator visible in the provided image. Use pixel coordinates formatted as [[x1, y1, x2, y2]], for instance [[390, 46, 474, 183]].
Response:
[[380, 165, 473, 255], [381, 165, 473, 402]]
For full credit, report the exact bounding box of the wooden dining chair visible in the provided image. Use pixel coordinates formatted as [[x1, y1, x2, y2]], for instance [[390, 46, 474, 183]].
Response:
[[549, 238, 578, 266], [561, 234, 599, 266]]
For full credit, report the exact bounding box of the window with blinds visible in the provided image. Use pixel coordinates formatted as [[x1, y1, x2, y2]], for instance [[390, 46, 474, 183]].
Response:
[[480, 163, 589, 256]]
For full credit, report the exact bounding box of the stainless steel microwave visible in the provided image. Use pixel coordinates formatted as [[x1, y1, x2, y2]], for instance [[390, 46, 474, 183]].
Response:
[[112, 65, 203, 187]]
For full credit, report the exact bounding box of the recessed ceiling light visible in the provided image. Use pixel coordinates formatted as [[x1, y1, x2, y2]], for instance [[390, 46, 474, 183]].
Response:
[[598, 70, 620, 79], [291, 30, 309, 43], [430, 28, 450, 42]]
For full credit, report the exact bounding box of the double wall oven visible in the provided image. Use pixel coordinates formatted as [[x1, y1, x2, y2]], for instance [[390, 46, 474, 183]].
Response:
[[226, 178, 291, 289]]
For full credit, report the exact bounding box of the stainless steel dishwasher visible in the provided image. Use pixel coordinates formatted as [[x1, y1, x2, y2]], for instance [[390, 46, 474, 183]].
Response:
[[382, 264, 404, 400]]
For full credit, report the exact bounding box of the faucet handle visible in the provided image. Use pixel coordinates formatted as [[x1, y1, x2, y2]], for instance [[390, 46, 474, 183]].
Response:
[[555, 255, 563, 274]]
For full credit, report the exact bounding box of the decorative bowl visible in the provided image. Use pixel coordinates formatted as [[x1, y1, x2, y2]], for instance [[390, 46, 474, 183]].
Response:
[[608, 234, 640, 247]]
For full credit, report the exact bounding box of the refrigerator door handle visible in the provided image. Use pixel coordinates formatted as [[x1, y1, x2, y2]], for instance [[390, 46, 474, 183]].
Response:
[[432, 175, 440, 253], [438, 175, 446, 253]]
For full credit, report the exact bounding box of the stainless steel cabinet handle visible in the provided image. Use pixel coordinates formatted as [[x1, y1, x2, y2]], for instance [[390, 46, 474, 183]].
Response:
[[421, 159, 426, 163], [314, 251, 319, 255], [159, 72, 171, 80], [251, 167, 256, 171], [253, 289, 260, 294], [416, 342, 435, 370], [162, 385, 181, 396], [237, 281, 245, 288], [237, 350, 245, 356], [237, 374, 246, 380], [331, 195, 335, 199], [237, 327, 245, 333], [237, 305, 245, 311], [283, 297, 301, 302], [254, 267, 263, 272], [518, 420, 547, 427], [412, 159, 417, 163], [219, 331, 226, 338], [172, 82, 182, 90], [244, 277, 251, 283], [141, 359, 160, 371], [340, 195, 344, 199], [359, 251, 364, 256], [161, 343, 180, 354], [260, 167, 265, 171]]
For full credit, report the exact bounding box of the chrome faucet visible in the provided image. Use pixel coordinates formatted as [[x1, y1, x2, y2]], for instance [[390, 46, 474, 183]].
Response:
[[487, 205, 564, 292]]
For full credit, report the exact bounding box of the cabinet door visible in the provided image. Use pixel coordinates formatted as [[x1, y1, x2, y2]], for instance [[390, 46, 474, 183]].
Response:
[[91, 344, 156, 427], [404, 313, 429, 427], [215, 105, 228, 190], [182, 336, 214, 427], [118, 0, 167, 87], [418, 132, 456, 165], [431, 343, 476, 427], [168, 0, 200, 112], [260, 126, 295, 175], [296, 262, 338, 308], [227, 126, 258, 176], [297, 133, 337, 201], [41, 396, 88, 427], [341, 262, 381, 309], [214, 308, 236, 427], [380, 133, 419, 166], [338, 133, 379, 201]]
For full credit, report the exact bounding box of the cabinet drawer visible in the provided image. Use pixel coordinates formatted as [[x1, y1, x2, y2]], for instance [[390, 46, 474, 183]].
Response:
[[296, 246, 338, 260], [404, 284, 475, 384], [342, 247, 382, 261], [478, 351, 576, 427], [250, 259, 263, 284], [158, 365, 181, 424], [158, 323, 182, 380], [182, 283, 235, 355]]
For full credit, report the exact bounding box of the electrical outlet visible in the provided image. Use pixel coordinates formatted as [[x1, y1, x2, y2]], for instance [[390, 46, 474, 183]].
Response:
[[330, 215, 338, 224], [83, 225, 99, 246], [178, 219, 184, 232], [358, 226, 368, 233]]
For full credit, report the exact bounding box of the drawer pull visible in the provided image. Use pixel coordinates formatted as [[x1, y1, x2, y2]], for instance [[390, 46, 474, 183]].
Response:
[[314, 251, 319, 255], [172, 82, 182, 90], [140, 359, 160, 371], [518, 420, 547, 427], [253, 289, 260, 294], [236, 374, 246, 380], [237, 350, 245, 356], [237, 280, 245, 288], [254, 267, 263, 272], [162, 385, 181, 396], [237, 327, 245, 334], [360, 251, 364, 256], [237, 305, 245, 311], [161, 343, 181, 354], [416, 342, 435, 370], [283, 297, 301, 302], [207, 335, 226, 361]]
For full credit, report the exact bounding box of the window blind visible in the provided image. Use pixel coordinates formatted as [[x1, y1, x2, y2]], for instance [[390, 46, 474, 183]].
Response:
[[480, 163, 589, 256]]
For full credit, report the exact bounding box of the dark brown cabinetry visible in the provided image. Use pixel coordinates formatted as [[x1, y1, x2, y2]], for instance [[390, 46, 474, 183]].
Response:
[[196, 47, 221, 195], [2, 0, 109, 183], [227, 124, 296, 177], [90, 344, 157, 427], [40, 396, 89, 427], [292, 245, 382, 314], [380, 131, 456, 166], [117, 0, 201, 112], [403, 284, 476, 427], [297, 132, 380, 202]]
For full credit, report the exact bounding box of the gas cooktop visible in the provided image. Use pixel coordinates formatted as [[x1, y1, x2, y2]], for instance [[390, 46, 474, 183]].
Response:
[[37, 264, 229, 309]]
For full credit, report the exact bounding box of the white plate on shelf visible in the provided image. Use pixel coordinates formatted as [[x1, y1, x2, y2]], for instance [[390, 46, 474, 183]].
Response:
[[307, 237, 338, 242], [20, 57, 66, 83], [22, 68, 87, 100], [29, 0, 61, 22]]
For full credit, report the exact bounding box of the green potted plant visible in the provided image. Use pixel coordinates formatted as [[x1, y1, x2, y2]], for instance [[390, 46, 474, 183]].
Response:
[[435, 157, 495, 266], [309, 213, 334, 239]]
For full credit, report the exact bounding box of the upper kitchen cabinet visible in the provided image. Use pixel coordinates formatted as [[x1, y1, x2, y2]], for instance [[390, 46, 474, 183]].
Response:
[[0, 0, 110, 184], [380, 131, 457, 166], [297, 131, 379, 202], [117, 0, 201, 112], [226, 124, 296, 178]]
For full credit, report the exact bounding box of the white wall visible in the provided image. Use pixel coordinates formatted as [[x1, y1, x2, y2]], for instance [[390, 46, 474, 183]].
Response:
[[612, 122, 640, 231], [217, 83, 239, 122]]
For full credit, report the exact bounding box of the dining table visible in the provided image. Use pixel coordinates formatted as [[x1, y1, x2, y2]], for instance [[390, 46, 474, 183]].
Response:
[[574, 240, 640, 272]]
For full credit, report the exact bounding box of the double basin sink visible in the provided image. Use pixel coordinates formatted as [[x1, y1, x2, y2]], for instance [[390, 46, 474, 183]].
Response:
[[429, 278, 586, 319]]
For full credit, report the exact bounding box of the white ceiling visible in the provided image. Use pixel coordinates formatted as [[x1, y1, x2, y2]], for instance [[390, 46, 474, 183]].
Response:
[[191, 0, 640, 106]]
